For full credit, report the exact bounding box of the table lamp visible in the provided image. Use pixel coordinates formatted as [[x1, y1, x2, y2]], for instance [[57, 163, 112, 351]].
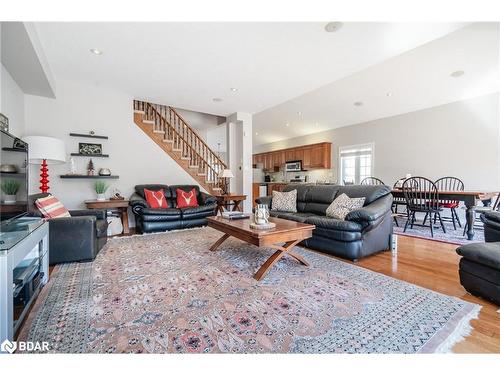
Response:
[[22, 136, 66, 193], [219, 169, 234, 195]]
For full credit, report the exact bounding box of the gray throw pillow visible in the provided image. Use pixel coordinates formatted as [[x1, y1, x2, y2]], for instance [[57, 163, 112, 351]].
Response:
[[271, 189, 297, 213], [326, 193, 365, 220]]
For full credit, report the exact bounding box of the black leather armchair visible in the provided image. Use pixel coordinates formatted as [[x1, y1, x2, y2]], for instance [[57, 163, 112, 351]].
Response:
[[130, 184, 217, 233], [256, 184, 393, 261], [455, 211, 500, 305], [28, 194, 108, 265]]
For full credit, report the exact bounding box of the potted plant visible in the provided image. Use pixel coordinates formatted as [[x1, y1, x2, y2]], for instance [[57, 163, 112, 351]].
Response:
[[94, 181, 109, 201], [1, 180, 21, 203]]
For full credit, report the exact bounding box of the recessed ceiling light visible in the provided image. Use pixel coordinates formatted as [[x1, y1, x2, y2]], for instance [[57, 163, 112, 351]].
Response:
[[255, 132, 259, 135], [386, 92, 393, 97], [89, 49, 103, 55], [324, 22, 343, 33], [285, 123, 290, 127], [212, 98, 223, 102], [450, 70, 465, 78], [354, 101, 363, 107], [230, 88, 238, 92]]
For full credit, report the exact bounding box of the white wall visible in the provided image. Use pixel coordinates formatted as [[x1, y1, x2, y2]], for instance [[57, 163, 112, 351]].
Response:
[[24, 78, 206, 224], [254, 93, 500, 190], [1, 64, 25, 136], [227, 112, 253, 212]]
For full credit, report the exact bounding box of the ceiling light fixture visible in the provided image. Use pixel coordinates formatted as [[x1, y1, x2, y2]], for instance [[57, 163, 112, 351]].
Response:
[[450, 70, 465, 78], [89, 49, 103, 55], [354, 101, 363, 107], [324, 22, 343, 33], [285, 123, 290, 127], [297, 111, 302, 116], [255, 132, 259, 136], [230, 88, 238, 92], [386, 92, 393, 97], [212, 98, 223, 102]]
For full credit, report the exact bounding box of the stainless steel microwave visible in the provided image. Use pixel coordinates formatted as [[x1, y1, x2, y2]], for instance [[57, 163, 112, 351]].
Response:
[[285, 161, 302, 172]]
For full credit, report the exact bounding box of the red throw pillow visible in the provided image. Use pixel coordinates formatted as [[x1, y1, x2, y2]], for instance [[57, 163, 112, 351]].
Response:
[[144, 188, 168, 209], [176, 188, 198, 208]]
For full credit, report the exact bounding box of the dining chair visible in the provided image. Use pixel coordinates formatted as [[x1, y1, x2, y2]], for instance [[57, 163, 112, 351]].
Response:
[[360, 177, 385, 186], [392, 178, 410, 227], [402, 176, 445, 237], [433, 176, 464, 230]]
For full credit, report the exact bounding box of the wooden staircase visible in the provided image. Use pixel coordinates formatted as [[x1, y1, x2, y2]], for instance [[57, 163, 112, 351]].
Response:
[[133, 100, 227, 195]]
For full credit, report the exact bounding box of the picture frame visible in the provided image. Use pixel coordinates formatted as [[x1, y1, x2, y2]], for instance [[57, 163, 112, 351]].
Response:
[[79, 142, 103, 155], [0, 113, 9, 132]]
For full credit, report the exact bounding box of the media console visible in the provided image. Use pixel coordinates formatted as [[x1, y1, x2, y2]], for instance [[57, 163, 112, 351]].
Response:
[[0, 217, 49, 344]]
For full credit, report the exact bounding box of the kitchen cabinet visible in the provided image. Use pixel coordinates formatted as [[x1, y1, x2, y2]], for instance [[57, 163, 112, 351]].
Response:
[[253, 142, 331, 171], [268, 183, 287, 196], [273, 151, 285, 168]]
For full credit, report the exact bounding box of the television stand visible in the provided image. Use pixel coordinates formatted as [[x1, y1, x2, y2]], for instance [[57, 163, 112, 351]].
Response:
[[0, 217, 49, 346]]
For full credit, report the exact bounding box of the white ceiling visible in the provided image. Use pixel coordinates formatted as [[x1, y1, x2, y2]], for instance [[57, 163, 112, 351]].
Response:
[[34, 22, 466, 118], [1, 22, 56, 97], [254, 23, 500, 145]]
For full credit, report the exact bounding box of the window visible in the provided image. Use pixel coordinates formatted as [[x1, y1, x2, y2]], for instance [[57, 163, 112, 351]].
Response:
[[339, 143, 374, 185]]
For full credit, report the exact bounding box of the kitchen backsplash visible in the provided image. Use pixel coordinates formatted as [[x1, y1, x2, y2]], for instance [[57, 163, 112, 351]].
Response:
[[265, 168, 337, 183]]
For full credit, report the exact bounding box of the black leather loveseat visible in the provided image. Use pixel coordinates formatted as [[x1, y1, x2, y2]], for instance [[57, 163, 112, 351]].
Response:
[[256, 184, 393, 261], [456, 211, 500, 305], [130, 184, 217, 233], [28, 193, 108, 265]]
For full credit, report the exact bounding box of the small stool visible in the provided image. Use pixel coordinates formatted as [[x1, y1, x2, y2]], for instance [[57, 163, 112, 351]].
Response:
[[456, 242, 500, 306]]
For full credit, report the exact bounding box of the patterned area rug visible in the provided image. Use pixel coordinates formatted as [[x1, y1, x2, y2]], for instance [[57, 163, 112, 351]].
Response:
[[19, 227, 481, 353], [394, 216, 484, 245]]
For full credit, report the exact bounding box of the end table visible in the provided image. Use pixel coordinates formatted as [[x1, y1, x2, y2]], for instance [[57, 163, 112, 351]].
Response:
[[214, 194, 247, 215], [84, 199, 130, 234]]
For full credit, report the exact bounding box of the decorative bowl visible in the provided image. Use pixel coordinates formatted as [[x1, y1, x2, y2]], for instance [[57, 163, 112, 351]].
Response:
[[0, 164, 18, 173]]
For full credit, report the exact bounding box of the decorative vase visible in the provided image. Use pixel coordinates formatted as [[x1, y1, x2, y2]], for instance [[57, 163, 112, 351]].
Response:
[[96, 193, 106, 201], [254, 204, 269, 225], [3, 194, 16, 203]]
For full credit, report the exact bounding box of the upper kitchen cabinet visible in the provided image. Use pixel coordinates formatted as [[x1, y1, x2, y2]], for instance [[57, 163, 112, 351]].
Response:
[[253, 142, 331, 171]]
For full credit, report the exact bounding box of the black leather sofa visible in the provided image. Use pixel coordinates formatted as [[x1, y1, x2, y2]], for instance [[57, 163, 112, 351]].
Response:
[[256, 184, 393, 261], [130, 184, 217, 233], [456, 211, 500, 305], [28, 193, 108, 265]]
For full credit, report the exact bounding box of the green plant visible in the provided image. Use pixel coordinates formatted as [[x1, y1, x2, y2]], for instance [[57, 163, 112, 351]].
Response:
[[94, 181, 109, 194], [1, 180, 21, 195]]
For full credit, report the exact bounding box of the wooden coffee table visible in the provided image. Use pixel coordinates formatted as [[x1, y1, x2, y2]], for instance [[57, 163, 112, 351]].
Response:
[[207, 216, 315, 281]]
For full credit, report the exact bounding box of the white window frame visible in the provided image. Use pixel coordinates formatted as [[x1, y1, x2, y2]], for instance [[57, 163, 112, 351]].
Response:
[[338, 142, 375, 185]]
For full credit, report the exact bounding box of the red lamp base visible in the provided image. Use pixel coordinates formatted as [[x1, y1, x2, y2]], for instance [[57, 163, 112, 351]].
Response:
[[39, 159, 49, 193]]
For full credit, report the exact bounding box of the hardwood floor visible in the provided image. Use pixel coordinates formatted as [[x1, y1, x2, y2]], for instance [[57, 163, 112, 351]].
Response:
[[49, 229, 499, 353], [348, 235, 500, 353]]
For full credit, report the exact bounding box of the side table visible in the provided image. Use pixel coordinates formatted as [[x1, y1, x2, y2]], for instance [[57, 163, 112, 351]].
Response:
[[85, 199, 130, 234], [214, 194, 247, 216]]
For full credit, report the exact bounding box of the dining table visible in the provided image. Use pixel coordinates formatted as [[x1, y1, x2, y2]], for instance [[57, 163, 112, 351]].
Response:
[[391, 189, 497, 240]]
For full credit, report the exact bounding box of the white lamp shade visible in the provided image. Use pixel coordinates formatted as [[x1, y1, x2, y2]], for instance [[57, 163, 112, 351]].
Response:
[[220, 169, 234, 178], [22, 136, 66, 165]]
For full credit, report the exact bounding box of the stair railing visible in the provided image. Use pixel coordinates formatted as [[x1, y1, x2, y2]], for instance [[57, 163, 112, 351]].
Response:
[[134, 100, 228, 192]]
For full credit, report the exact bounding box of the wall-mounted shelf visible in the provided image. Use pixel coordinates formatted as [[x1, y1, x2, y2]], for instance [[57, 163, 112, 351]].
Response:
[[60, 175, 119, 179], [70, 153, 109, 158], [0, 172, 26, 177], [2, 147, 27, 153], [69, 133, 108, 140]]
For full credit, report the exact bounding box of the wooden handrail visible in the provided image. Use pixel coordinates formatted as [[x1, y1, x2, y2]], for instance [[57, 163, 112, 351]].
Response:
[[134, 99, 228, 191], [146, 103, 225, 180], [168, 106, 227, 169]]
